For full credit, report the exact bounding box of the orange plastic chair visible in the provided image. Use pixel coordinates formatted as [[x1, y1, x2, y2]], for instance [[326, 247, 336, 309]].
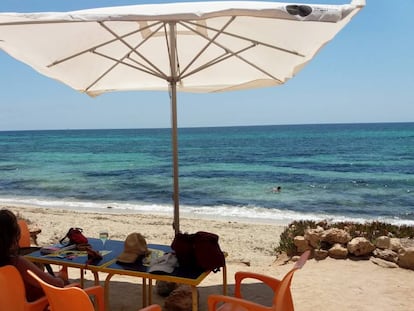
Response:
[[28, 269, 105, 311], [18, 219, 57, 276], [18, 219, 43, 256], [0, 265, 49, 311], [139, 305, 163, 311], [208, 250, 310, 311], [28, 269, 162, 311], [18, 219, 32, 248], [17, 219, 42, 246]]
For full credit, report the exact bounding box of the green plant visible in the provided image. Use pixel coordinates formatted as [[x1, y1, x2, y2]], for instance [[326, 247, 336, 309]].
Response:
[[275, 220, 414, 255], [275, 220, 316, 256]]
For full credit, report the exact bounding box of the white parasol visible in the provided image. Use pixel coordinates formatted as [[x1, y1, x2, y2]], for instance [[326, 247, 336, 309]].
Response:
[[0, 0, 365, 233]]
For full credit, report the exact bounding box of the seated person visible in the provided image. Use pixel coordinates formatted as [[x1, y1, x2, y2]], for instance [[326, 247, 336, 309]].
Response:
[[0, 209, 68, 302]]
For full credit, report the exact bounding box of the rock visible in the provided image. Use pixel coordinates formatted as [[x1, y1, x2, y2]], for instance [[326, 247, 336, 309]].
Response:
[[400, 238, 414, 248], [375, 236, 390, 249], [373, 248, 399, 263], [276, 225, 414, 270], [321, 228, 352, 245], [371, 257, 399, 268], [314, 249, 329, 260], [273, 252, 291, 266], [347, 237, 376, 256], [294, 236, 311, 253], [304, 228, 323, 248], [398, 247, 414, 270], [155, 280, 177, 297], [328, 243, 348, 259], [164, 285, 197, 311], [390, 238, 403, 252]]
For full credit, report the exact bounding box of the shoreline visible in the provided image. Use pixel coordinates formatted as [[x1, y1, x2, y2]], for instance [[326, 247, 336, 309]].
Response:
[[3, 199, 293, 226], [5, 204, 414, 311], [3, 197, 414, 227]]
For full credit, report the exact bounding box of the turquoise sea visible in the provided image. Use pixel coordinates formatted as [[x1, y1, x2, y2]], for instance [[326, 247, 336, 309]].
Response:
[[0, 123, 413, 225]]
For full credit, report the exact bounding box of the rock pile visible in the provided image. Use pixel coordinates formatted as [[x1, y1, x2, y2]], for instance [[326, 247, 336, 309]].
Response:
[[293, 226, 414, 270]]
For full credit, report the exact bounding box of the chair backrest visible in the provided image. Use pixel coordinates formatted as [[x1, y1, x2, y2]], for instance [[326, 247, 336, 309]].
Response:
[[273, 250, 310, 311], [0, 265, 26, 311], [18, 219, 31, 248], [0, 265, 48, 311], [27, 270, 96, 311]]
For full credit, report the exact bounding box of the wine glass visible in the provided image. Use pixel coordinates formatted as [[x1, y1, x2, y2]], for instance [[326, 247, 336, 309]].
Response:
[[99, 230, 109, 249]]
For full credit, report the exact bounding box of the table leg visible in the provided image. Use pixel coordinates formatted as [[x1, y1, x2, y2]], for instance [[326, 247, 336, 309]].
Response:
[[92, 271, 100, 285], [148, 279, 153, 305], [222, 264, 227, 295], [80, 268, 84, 288], [191, 286, 198, 311], [142, 278, 147, 307], [104, 274, 150, 311], [104, 274, 114, 311], [79, 269, 99, 287]]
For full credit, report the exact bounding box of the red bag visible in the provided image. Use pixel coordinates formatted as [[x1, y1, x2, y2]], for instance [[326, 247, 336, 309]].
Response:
[[171, 232, 196, 268], [60, 228, 88, 245], [171, 231, 225, 273], [192, 231, 225, 273]]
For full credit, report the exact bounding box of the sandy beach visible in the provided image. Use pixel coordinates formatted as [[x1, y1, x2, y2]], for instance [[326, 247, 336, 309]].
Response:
[[7, 205, 414, 311]]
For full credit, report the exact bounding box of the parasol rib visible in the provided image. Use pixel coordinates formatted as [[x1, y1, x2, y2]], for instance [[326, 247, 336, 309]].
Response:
[[186, 19, 305, 57], [47, 21, 162, 68]]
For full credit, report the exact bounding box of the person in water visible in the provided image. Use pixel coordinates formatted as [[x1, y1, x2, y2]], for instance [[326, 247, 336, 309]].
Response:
[[272, 186, 282, 193], [0, 209, 68, 302]]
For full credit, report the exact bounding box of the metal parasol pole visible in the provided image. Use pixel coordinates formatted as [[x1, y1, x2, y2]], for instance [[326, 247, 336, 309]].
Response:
[[169, 22, 180, 235]]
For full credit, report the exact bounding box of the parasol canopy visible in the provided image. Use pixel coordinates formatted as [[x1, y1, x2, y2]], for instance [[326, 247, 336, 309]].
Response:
[[0, 0, 365, 233]]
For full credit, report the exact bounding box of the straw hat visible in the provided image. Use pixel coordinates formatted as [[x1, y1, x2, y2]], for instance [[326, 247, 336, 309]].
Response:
[[117, 232, 148, 263]]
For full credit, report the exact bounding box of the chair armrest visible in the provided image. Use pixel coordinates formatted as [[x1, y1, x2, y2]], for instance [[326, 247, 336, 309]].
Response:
[[138, 304, 162, 311], [234, 272, 281, 298], [27, 295, 49, 311], [64, 282, 81, 288], [208, 294, 271, 311]]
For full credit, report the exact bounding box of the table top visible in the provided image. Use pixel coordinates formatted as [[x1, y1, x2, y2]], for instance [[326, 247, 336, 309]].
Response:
[[25, 238, 209, 285], [26, 238, 117, 269]]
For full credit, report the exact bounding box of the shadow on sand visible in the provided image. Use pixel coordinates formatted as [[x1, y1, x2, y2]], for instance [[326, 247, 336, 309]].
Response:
[[82, 277, 275, 311]]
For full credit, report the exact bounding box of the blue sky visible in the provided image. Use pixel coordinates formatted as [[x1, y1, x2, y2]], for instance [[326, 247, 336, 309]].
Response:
[[0, 0, 413, 131]]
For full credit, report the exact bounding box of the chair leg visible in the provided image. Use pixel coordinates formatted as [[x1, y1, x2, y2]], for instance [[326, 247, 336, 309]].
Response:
[[45, 264, 54, 275]]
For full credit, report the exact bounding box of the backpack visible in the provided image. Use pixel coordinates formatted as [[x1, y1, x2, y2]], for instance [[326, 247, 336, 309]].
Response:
[[171, 231, 225, 273], [170, 232, 196, 268], [192, 231, 225, 273]]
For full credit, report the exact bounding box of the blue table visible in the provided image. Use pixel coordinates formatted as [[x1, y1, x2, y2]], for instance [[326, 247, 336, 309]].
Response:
[[26, 238, 227, 311], [25, 238, 116, 286]]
